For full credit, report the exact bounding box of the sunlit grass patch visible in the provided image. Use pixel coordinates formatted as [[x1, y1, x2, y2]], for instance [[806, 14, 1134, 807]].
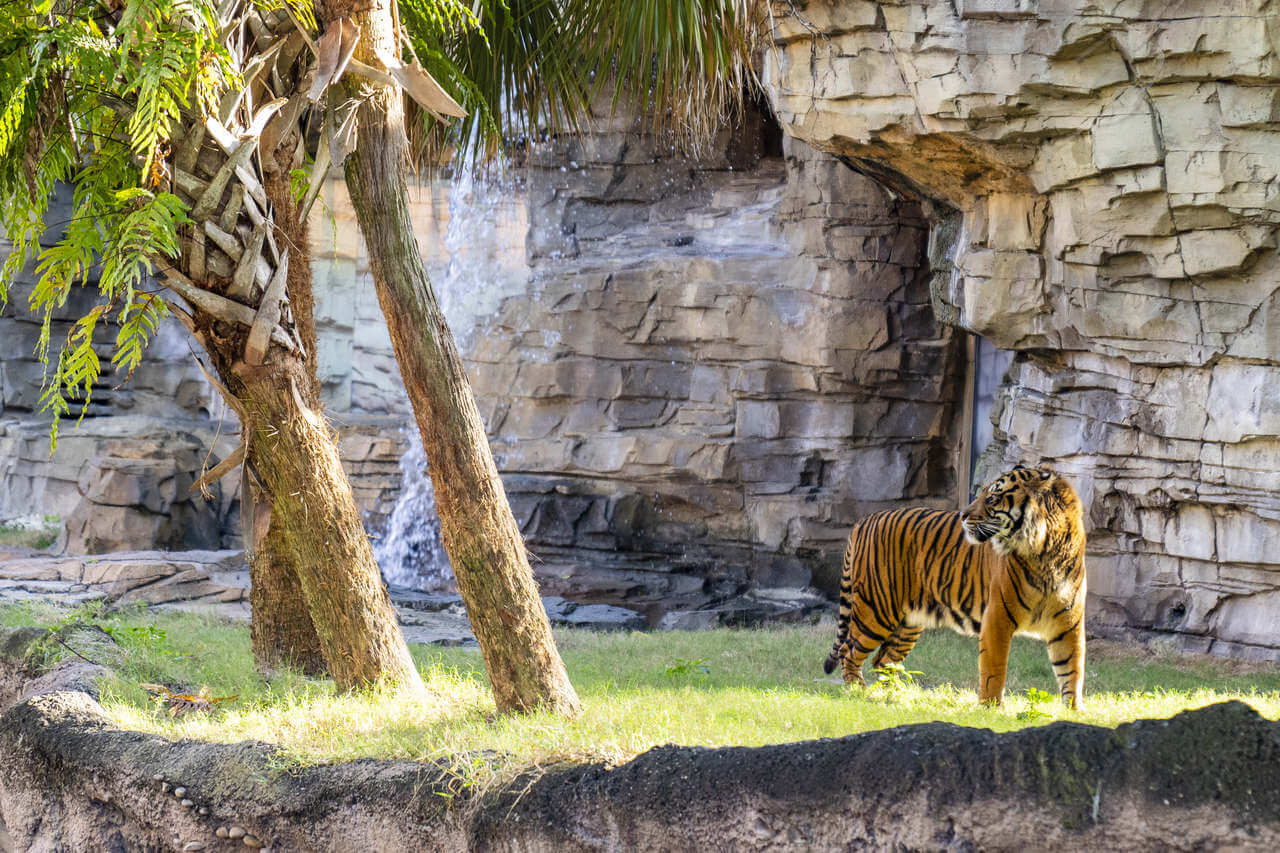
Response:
[[0, 515, 60, 550], [4, 603, 1279, 790]]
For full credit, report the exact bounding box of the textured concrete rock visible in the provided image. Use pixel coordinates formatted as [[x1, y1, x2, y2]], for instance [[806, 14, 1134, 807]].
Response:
[[541, 596, 646, 632], [0, 186, 217, 423], [0, 550, 248, 617], [0, 414, 408, 556], [1, 105, 958, 627], [463, 130, 960, 609], [767, 0, 1280, 660], [0, 417, 238, 554], [0, 552, 645, 644]]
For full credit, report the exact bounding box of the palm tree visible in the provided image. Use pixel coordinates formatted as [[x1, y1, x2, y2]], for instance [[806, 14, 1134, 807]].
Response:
[[0, 0, 420, 691], [0, 0, 760, 710], [323, 0, 764, 714]]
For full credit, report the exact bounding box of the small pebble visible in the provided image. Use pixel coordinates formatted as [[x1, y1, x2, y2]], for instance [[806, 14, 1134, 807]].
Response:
[[198, 807, 209, 816], [180, 799, 194, 808], [243, 836, 264, 849], [215, 828, 228, 839], [182, 843, 206, 852], [161, 783, 170, 794], [152, 773, 164, 782], [174, 786, 187, 798], [228, 826, 246, 840]]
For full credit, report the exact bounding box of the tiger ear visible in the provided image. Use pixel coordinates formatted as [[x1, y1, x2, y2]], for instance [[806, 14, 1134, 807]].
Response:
[[1036, 466, 1053, 480], [1013, 463, 1026, 471]]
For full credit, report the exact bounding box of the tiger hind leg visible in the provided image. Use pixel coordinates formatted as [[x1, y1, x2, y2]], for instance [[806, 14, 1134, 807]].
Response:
[[838, 622, 895, 687], [870, 622, 924, 670]]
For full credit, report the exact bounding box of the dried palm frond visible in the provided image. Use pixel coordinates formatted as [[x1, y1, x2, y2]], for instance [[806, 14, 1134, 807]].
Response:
[[140, 683, 239, 716]]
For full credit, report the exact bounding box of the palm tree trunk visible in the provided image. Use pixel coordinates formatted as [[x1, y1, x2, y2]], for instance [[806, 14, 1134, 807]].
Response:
[[156, 6, 421, 691], [246, 144, 327, 678], [227, 355, 421, 688], [249, 500, 326, 676], [321, 0, 580, 715]]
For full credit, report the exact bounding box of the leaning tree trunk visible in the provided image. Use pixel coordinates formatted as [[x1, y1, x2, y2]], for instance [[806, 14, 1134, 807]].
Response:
[[245, 117, 331, 677], [153, 6, 421, 690], [248, 495, 326, 676], [317, 0, 580, 715]]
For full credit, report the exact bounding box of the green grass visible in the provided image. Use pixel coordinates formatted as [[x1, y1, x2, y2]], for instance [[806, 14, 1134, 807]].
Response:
[[0, 515, 60, 550], [4, 603, 1279, 789]]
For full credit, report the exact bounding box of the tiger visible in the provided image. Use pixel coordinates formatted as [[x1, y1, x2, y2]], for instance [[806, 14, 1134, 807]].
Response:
[[822, 464, 1088, 709]]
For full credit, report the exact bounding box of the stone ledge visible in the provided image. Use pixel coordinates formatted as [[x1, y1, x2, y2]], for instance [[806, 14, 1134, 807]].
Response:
[[0, 651, 1277, 851], [0, 550, 834, 643]]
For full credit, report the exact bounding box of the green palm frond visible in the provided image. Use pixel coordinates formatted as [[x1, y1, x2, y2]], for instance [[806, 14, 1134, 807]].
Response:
[[563, 0, 766, 147], [401, 0, 766, 166], [0, 0, 230, 448]]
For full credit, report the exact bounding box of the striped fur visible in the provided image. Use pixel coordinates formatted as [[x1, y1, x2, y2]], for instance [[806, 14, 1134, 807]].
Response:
[[823, 466, 1088, 708]]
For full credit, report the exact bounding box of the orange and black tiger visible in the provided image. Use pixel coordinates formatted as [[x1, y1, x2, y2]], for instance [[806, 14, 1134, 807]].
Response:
[[822, 465, 1088, 708]]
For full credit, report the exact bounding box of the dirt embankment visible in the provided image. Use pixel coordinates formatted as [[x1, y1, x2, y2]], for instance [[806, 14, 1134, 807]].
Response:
[[1, 627, 1278, 851]]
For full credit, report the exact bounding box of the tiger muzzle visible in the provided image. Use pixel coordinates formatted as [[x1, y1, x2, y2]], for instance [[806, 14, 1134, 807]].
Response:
[[962, 516, 995, 543]]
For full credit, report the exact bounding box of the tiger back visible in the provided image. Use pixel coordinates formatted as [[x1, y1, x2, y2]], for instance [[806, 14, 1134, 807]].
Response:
[[823, 466, 1088, 708]]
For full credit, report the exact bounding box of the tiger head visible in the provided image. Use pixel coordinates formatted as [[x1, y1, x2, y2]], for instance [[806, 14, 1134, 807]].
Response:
[[961, 465, 1083, 558]]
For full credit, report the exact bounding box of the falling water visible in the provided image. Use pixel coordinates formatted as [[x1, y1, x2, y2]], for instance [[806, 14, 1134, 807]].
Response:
[[374, 430, 450, 590], [374, 166, 530, 590]]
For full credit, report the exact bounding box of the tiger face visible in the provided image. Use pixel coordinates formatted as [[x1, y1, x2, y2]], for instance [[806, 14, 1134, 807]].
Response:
[[961, 465, 1054, 555]]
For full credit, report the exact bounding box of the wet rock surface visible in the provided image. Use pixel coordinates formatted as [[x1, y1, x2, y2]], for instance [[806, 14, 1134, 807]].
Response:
[[767, 0, 1280, 660], [1, 643, 1277, 852]]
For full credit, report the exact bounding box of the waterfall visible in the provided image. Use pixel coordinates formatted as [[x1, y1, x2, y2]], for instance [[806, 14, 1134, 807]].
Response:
[[374, 430, 451, 590], [374, 167, 529, 590]]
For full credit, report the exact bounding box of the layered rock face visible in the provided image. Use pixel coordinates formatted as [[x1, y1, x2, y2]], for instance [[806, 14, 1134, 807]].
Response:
[[462, 130, 961, 617], [0, 207, 405, 552], [0, 185, 232, 552], [2, 124, 962, 624], [767, 1, 1280, 657], [297, 111, 963, 619]]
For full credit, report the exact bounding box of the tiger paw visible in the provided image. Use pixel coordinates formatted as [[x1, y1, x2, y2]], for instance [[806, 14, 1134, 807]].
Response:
[[840, 660, 866, 687]]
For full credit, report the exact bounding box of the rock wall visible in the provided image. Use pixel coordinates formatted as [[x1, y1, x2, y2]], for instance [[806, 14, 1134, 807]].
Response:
[[1, 121, 962, 623], [766, 0, 1280, 658], [0, 186, 218, 423], [463, 130, 961, 615], [0, 189, 409, 551]]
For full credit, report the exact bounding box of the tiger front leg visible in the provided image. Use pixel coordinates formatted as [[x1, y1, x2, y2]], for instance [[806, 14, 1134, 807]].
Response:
[[1046, 615, 1086, 710], [977, 596, 1017, 706]]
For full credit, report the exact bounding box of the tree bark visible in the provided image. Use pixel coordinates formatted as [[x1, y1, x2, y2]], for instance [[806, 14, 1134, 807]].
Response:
[[319, 0, 580, 715], [219, 354, 421, 690], [245, 143, 328, 678], [248, 501, 326, 676], [159, 6, 421, 691]]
